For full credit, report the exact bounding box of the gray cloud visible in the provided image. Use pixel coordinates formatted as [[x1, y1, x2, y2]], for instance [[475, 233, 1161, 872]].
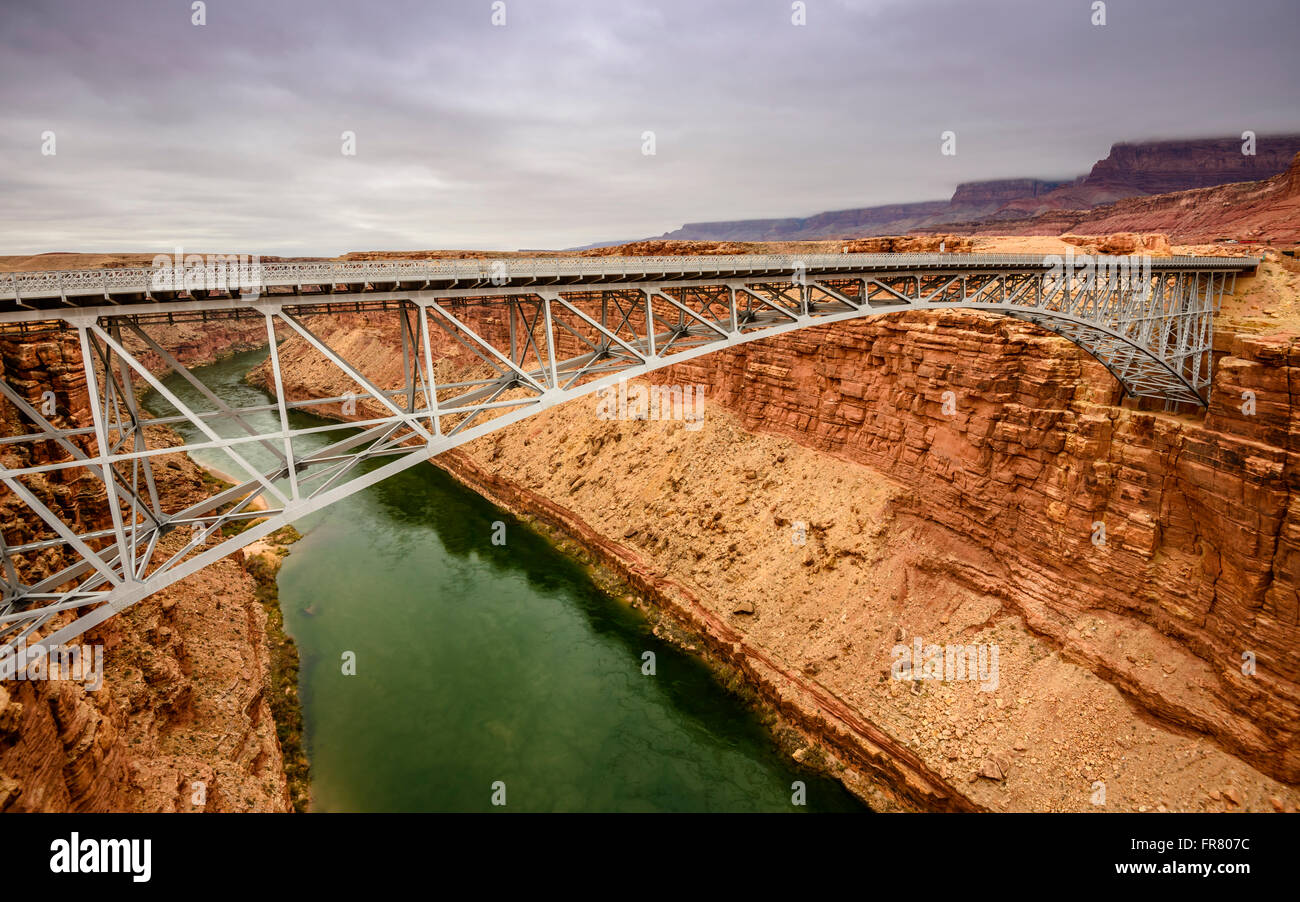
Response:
[[1, 0, 1297, 255]]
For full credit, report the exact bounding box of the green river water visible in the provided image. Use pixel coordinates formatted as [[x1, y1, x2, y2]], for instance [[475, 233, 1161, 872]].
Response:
[[146, 347, 865, 812]]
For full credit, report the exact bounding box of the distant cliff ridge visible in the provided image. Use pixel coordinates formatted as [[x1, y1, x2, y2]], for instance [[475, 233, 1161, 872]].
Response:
[[949, 177, 1070, 207], [664, 200, 951, 242], [654, 134, 1300, 243]]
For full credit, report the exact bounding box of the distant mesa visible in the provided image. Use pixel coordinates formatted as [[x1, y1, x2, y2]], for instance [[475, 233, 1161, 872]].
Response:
[[1084, 136, 1300, 195], [651, 134, 1300, 244]]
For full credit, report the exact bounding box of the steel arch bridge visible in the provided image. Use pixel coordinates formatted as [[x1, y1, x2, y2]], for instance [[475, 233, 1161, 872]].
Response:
[[0, 252, 1257, 670]]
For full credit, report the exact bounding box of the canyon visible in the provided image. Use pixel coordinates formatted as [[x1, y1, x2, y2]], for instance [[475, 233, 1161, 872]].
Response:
[[218, 235, 1300, 812]]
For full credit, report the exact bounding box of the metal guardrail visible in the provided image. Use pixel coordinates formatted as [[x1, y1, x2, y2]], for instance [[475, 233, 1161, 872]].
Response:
[[0, 252, 1261, 303]]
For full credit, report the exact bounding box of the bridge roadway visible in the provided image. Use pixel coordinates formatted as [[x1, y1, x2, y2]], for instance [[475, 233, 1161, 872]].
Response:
[[0, 252, 1263, 666]]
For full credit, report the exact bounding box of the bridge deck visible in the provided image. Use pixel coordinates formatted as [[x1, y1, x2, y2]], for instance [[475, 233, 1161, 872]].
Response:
[[0, 252, 1260, 316]]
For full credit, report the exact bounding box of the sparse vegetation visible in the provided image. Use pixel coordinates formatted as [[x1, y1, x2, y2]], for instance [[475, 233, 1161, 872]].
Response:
[[242, 526, 310, 812]]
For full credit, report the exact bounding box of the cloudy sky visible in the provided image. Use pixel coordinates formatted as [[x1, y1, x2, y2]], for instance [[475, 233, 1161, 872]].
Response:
[[1, 0, 1297, 255]]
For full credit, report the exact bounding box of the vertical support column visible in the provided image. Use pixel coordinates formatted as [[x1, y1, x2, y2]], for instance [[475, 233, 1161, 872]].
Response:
[[76, 324, 131, 584], [1199, 272, 1216, 394], [643, 289, 657, 358], [1185, 270, 1201, 382], [540, 294, 560, 390], [1138, 276, 1158, 346], [1163, 273, 1184, 360], [415, 302, 442, 440], [264, 311, 300, 503], [399, 305, 414, 413], [508, 297, 518, 368], [110, 321, 163, 577]]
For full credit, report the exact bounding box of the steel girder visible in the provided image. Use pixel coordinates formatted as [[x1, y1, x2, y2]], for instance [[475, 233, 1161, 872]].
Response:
[[0, 259, 1248, 666]]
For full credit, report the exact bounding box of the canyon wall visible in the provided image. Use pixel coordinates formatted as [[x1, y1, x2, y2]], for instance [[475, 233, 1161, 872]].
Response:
[[646, 311, 1299, 780], [0, 327, 294, 812]]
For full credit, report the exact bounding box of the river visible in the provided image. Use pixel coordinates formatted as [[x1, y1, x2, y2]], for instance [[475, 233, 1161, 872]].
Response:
[[145, 347, 865, 812]]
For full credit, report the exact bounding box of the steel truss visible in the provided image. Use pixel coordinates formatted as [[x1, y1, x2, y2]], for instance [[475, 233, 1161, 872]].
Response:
[[0, 254, 1255, 666]]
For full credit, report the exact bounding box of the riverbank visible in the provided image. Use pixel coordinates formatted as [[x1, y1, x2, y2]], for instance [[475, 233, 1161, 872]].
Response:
[[240, 525, 310, 811], [195, 462, 270, 512]]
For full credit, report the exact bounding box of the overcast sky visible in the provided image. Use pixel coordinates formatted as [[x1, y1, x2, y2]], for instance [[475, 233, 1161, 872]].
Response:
[[1, 0, 1297, 255]]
